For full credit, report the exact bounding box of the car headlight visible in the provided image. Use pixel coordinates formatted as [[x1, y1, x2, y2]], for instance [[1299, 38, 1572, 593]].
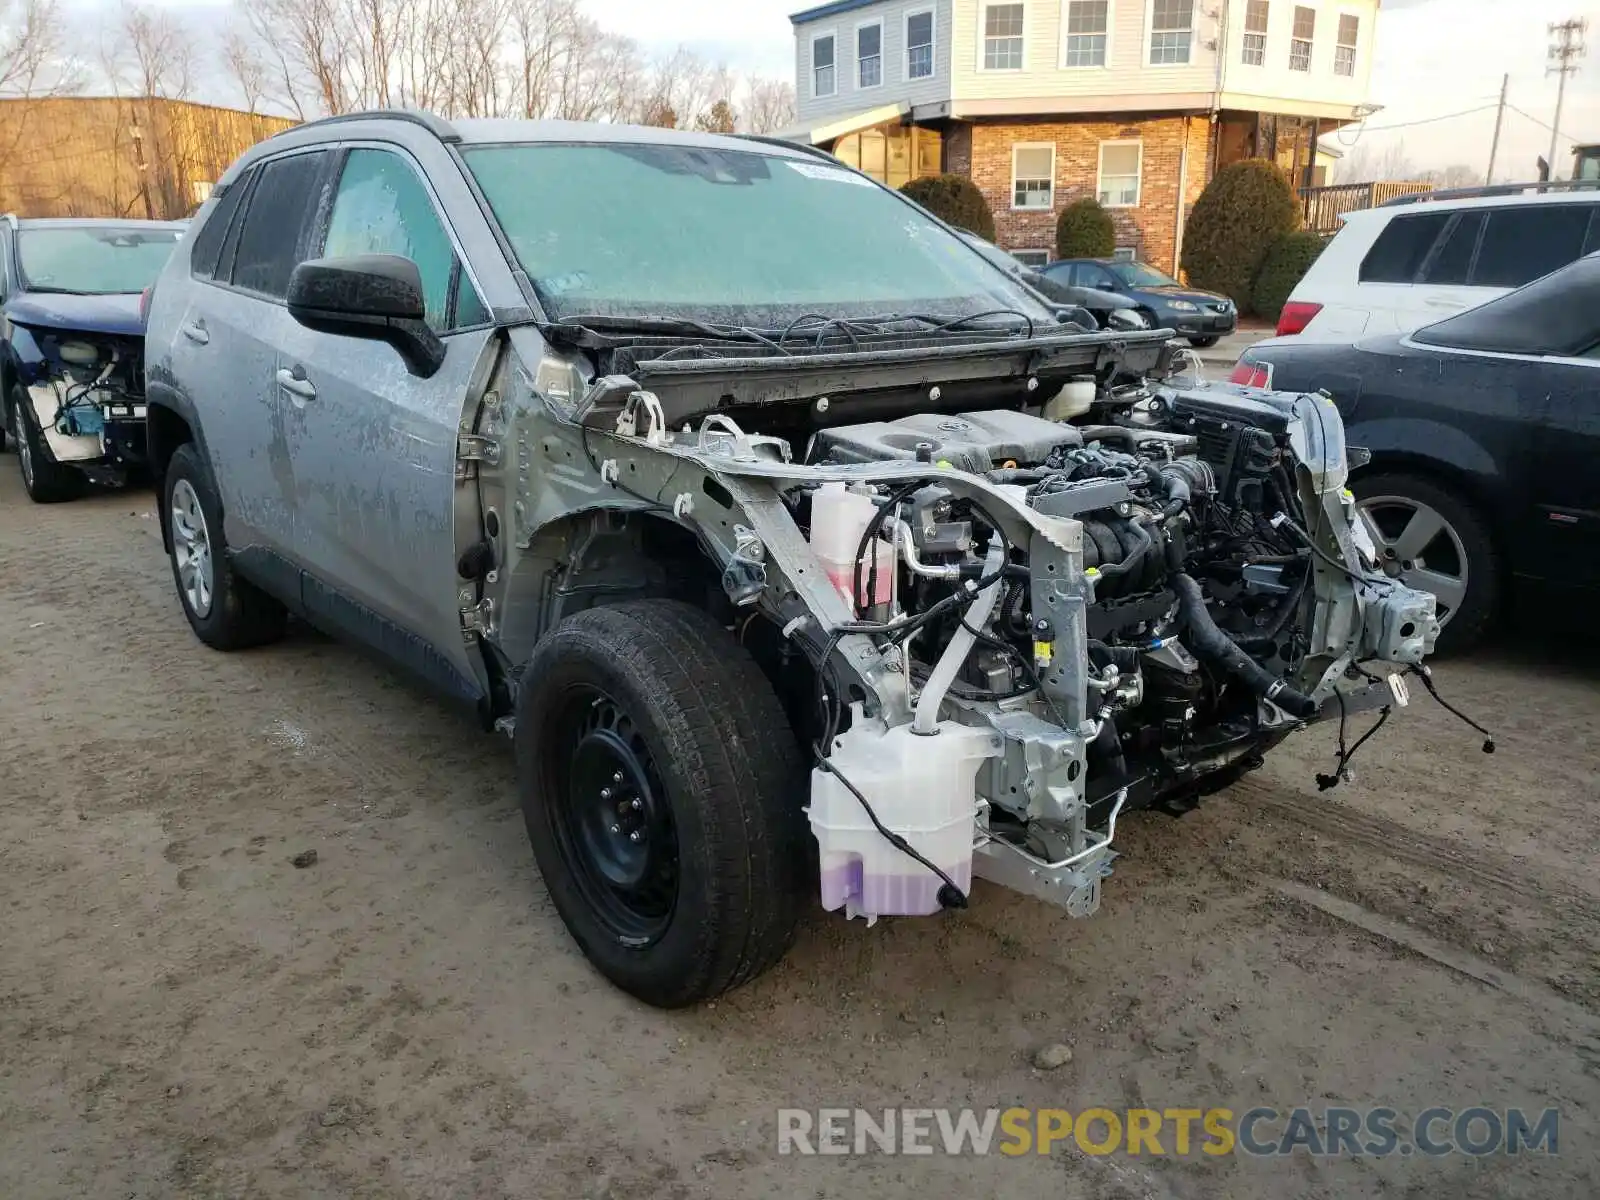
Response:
[[1168, 300, 1199, 312], [1107, 308, 1149, 330]]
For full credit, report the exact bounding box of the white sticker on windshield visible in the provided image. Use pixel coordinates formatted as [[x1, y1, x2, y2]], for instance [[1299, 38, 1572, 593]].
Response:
[[786, 161, 876, 188]]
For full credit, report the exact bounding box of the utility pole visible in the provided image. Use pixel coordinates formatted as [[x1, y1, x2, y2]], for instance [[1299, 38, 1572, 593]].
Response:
[[1547, 18, 1589, 181], [1486, 73, 1508, 185]]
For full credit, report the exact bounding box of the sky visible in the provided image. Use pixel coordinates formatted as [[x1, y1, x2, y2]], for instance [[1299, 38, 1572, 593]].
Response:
[[116, 0, 1600, 178], [586, 0, 1600, 177]]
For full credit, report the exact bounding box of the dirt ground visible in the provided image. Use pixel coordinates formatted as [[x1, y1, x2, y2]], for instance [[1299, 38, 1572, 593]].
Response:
[[2, 462, 1597, 1200]]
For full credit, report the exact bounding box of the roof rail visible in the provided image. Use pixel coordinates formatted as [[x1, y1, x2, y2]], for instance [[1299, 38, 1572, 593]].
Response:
[[1379, 178, 1600, 207], [273, 107, 461, 144], [731, 133, 838, 162]]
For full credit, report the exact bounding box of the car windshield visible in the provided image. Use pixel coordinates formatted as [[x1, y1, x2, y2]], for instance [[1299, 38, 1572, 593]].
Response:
[[1110, 262, 1180, 289], [17, 227, 182, 295], [462, 142, 1056, 328]]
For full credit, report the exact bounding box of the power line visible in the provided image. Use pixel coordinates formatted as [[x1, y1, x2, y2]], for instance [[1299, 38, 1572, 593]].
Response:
[[1507, 102, 1578, 141], [1333, 103, 1499, 147]]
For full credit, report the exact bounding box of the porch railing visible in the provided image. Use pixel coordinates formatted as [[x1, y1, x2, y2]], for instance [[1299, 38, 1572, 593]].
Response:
[[1298, 181, 1435, 233]]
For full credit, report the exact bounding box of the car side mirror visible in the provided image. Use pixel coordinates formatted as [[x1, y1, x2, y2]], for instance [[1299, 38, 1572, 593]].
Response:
[[286, 254, 446, 378]]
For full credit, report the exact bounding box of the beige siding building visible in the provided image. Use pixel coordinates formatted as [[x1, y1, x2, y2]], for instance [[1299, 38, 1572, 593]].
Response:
[[787, 0, 1380, 272], [0, 97, 295, 221]]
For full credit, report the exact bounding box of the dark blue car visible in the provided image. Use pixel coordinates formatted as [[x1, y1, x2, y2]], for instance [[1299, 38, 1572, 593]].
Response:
[[1, 215, 185, 501], [1040, 258, 1237, 347]]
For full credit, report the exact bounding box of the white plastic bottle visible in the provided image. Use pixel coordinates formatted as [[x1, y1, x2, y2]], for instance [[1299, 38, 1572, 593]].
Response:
[[808, 713, 998, 921], [810, 482, 894, 611]]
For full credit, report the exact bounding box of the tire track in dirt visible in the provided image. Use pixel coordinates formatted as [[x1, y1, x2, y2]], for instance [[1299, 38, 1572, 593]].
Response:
[[1226, 775, 1600, 926]]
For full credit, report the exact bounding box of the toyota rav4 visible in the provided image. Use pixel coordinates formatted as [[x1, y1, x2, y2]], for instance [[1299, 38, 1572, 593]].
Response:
[[144, 112, 1443, 1007]]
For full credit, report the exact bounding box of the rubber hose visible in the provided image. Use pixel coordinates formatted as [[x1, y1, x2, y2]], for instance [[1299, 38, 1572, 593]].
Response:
[[1092, 519, 1154, 581], [1170, 572, 1319, 719]]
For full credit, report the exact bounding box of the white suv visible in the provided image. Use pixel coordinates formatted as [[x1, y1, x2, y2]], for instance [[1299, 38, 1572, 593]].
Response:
[[1279, 185, 1600, 340]]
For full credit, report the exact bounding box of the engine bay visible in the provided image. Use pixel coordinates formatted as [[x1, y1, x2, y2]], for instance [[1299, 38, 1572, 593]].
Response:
[[496, 326, 1463, 926]]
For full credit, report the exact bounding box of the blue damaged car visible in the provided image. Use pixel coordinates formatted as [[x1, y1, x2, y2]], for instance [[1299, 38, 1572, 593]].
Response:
[[1, 215, 185, 501]]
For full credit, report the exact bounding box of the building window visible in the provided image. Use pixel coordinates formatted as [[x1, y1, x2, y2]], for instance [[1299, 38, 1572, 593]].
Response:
[[1012, 144, 1055, 209], [1012, 249, 1051, 267], [1242, 0, 1268, 65], [813, 33, 836, 97], [907, 9, 935, 79], [857, 22, 883, 88], [983, 3, 1025, 70], [1289, 6, 1314, 71], [1335, 13, 1358, 76], [1149, 0, 1194, 65], [1063, 1, 1109, 67], [1097, 141, 1142, 207], [1113, 246, 1137, 262]]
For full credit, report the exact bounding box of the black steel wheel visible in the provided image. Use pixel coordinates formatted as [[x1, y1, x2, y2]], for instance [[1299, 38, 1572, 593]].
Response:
[[550, 686, 680, 945], [515, 599, 806, 1008]]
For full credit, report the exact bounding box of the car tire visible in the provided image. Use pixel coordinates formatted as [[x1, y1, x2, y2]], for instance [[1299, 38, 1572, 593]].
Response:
[[1188, 336, 1221, 348], [163, 442, 287, 650], [9, 384, 87, 503], [515, 599, 807, 1008], [1352, 471, 1500, 653]]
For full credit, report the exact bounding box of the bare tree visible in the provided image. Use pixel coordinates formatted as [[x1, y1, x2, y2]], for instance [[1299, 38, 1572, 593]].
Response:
[[1420, 163, 1482, 189], [0, 0, 81, 181], [742, 76, 795, 135], [220, 28, 267, 114], [0, 0, 78, 98], [105, 2, 199, 102], [1377, 139, 1420, 183]]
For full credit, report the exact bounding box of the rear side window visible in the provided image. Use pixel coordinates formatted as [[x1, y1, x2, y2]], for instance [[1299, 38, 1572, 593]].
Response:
[[1472, 204, 1596, 288], [1358, 213, 1448, 284], [229, 151, 329, 300], [1418, 212, 1483, 285], [188, 169, 252, 280]]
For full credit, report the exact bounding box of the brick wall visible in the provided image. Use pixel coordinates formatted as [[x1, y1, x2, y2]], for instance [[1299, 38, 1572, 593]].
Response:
[[964, 115, 1215, 274]]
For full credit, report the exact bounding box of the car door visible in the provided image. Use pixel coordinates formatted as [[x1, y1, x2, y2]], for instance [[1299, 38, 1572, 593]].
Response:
[[1078, 263, 1119, 292], [1525, 353, 1600, 589], [180, 149, 334, 571], [273, 145, 495, 698]]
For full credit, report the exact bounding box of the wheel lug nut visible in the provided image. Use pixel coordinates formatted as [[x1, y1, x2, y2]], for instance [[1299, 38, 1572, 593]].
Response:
[[612, 771, 624, 784], [630, 798, 643, 811], [629, 831, 642, 843], [600, 787, 613, 800], [609, 824, 621, 834]]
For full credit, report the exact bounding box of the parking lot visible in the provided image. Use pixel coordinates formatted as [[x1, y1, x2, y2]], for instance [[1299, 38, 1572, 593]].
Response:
[[1, 463, 1596, 1198]]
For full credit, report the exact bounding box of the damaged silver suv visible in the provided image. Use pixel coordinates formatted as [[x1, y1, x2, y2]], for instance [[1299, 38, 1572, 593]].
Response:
[[146, 113, 1443, 1007]]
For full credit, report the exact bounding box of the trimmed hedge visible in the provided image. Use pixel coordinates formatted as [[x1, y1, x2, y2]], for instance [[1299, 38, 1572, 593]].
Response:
[[899, 174, 996, 242], [1252, 230, 1328, 324], [1181, 158, 1301, 311], [1055, 197, 1115, 259]]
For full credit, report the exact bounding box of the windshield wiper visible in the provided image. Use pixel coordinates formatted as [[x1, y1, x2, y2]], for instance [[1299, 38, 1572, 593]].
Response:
[[541, 314, 792, 354], [768, 310, 1039, 349], [18, 285, 95, 296]]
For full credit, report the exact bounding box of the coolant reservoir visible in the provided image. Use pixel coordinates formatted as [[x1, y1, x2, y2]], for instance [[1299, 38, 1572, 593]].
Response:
[[810, 482, 894, 611], [808, 715, 998, 921], [1043, 377, 1096, 422]]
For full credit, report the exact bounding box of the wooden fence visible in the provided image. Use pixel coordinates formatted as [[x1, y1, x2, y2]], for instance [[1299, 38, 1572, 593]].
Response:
[[0, 97, 296, 220], [1298, 181, 1436, 234]]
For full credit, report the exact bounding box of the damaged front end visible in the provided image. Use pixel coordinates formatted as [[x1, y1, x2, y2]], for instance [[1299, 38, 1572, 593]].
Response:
[[480, 321, 1444, 926], [9, 320, 150, 482]]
